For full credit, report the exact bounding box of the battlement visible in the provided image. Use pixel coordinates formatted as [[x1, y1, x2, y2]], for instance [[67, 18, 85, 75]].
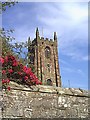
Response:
[[40, 37, 55, 43], [28, 28, 57, 46], [35, 27, 57, 41], [41, 37, 44, 40], [50, 39, 53, 41]]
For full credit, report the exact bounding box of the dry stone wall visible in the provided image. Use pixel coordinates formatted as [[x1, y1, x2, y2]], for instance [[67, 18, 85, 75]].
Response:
[[0, 82, 89, 119]]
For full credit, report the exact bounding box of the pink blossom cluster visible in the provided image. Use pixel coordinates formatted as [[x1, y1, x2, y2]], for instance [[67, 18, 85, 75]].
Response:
[[0, 54, 42, 90]]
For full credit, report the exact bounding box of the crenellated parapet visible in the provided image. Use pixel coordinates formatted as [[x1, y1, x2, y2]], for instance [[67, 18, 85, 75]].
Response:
[[35, 27, 58, 44]]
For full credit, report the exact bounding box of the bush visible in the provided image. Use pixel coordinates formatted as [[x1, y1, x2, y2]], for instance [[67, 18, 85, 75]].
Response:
[[0, 53, 42, 90]]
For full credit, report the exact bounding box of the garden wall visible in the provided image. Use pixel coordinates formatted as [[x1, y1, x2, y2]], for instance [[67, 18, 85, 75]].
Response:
[[0, 82, 89, 119]]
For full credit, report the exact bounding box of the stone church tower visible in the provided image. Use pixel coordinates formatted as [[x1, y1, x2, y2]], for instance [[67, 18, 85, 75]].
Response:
[[28, 28, 61, 87]]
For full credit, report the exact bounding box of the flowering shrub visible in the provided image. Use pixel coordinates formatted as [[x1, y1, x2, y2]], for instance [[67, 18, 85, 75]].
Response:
[[1, 54, 42, 90]]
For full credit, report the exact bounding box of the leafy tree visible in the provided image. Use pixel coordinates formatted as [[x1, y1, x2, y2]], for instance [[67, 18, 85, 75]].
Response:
[[0, 0, 35, 72]]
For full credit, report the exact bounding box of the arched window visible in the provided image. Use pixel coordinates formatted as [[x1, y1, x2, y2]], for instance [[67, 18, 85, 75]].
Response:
[[47, 79, 52, 86], [45, 46, 51, 59]]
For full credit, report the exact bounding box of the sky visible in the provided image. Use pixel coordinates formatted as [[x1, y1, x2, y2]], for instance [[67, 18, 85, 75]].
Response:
[[2, 1, 88, 90]]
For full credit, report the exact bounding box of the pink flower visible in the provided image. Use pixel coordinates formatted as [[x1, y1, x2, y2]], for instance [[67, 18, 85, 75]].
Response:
[[2, 79, 6, 84], [31, 79, 36, 82], [5, 56, 8, 62], [8, 69, 13, 73], [25, 68, 31, 74], [7, 86, 10, 90], [6, 79, 10, 83], [23, 66, 27, 72], [9, 55, 15, 60], [12, 61, 18, 66], [0, 57, 4, 64], [2, 79, 10, 84], [24, 76, 28, 80], [20, 63, 23, 69], [18, 72, 22, 75], [1, 54, 42, 86], [2, 70, 6, 74], [38, 81, 42, 85]]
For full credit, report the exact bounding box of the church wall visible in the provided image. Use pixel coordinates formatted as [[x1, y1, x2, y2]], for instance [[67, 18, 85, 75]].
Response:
[[1, 82, 89, 119]]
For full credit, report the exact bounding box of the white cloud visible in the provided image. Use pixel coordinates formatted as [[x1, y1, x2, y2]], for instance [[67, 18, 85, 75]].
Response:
[[77, 69, 85, 76], [61, 3, 88, 24], [3, 2, 88, 62], [34, 3, 88, 61], [61, 66, 85, 76], [60, 50, 88, 61], [60, 59, 71, 66], [83, 55, 90, 61], [82, 56, 88, 61], [61, 67, 75, 73]]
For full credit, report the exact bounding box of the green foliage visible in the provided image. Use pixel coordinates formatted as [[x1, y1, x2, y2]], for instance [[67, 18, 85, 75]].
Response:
[[1, 0, 18, 11], [1, 28, 35, 72], [0, 1, 35, 72], [1, 28, 15, 56], [28, 63, 35, 73]]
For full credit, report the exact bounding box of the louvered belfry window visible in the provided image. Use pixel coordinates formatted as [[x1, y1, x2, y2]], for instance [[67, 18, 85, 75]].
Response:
[[45, 46, 51, 59]]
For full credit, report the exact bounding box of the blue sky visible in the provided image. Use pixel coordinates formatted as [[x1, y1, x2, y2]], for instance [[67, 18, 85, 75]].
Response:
[[2, 2, 88, 90]]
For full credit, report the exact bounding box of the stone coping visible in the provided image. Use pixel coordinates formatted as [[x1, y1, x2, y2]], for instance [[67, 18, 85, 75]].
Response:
[[5, 81, 89, 98]]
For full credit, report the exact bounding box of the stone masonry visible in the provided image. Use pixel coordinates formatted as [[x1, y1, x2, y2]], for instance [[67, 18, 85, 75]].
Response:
[[28, 28, 61, 87], [0, 81, 89, 119]]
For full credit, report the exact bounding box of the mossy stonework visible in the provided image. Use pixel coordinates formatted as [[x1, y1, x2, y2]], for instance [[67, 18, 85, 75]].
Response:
[[28, 28, 61, 87]]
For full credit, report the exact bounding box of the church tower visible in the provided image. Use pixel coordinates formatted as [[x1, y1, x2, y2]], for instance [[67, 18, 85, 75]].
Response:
[[28, 28, 61, 87]]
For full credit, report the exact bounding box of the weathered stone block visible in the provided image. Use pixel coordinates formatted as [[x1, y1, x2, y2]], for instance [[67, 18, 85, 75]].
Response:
[[2, 84, 89, 118]]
